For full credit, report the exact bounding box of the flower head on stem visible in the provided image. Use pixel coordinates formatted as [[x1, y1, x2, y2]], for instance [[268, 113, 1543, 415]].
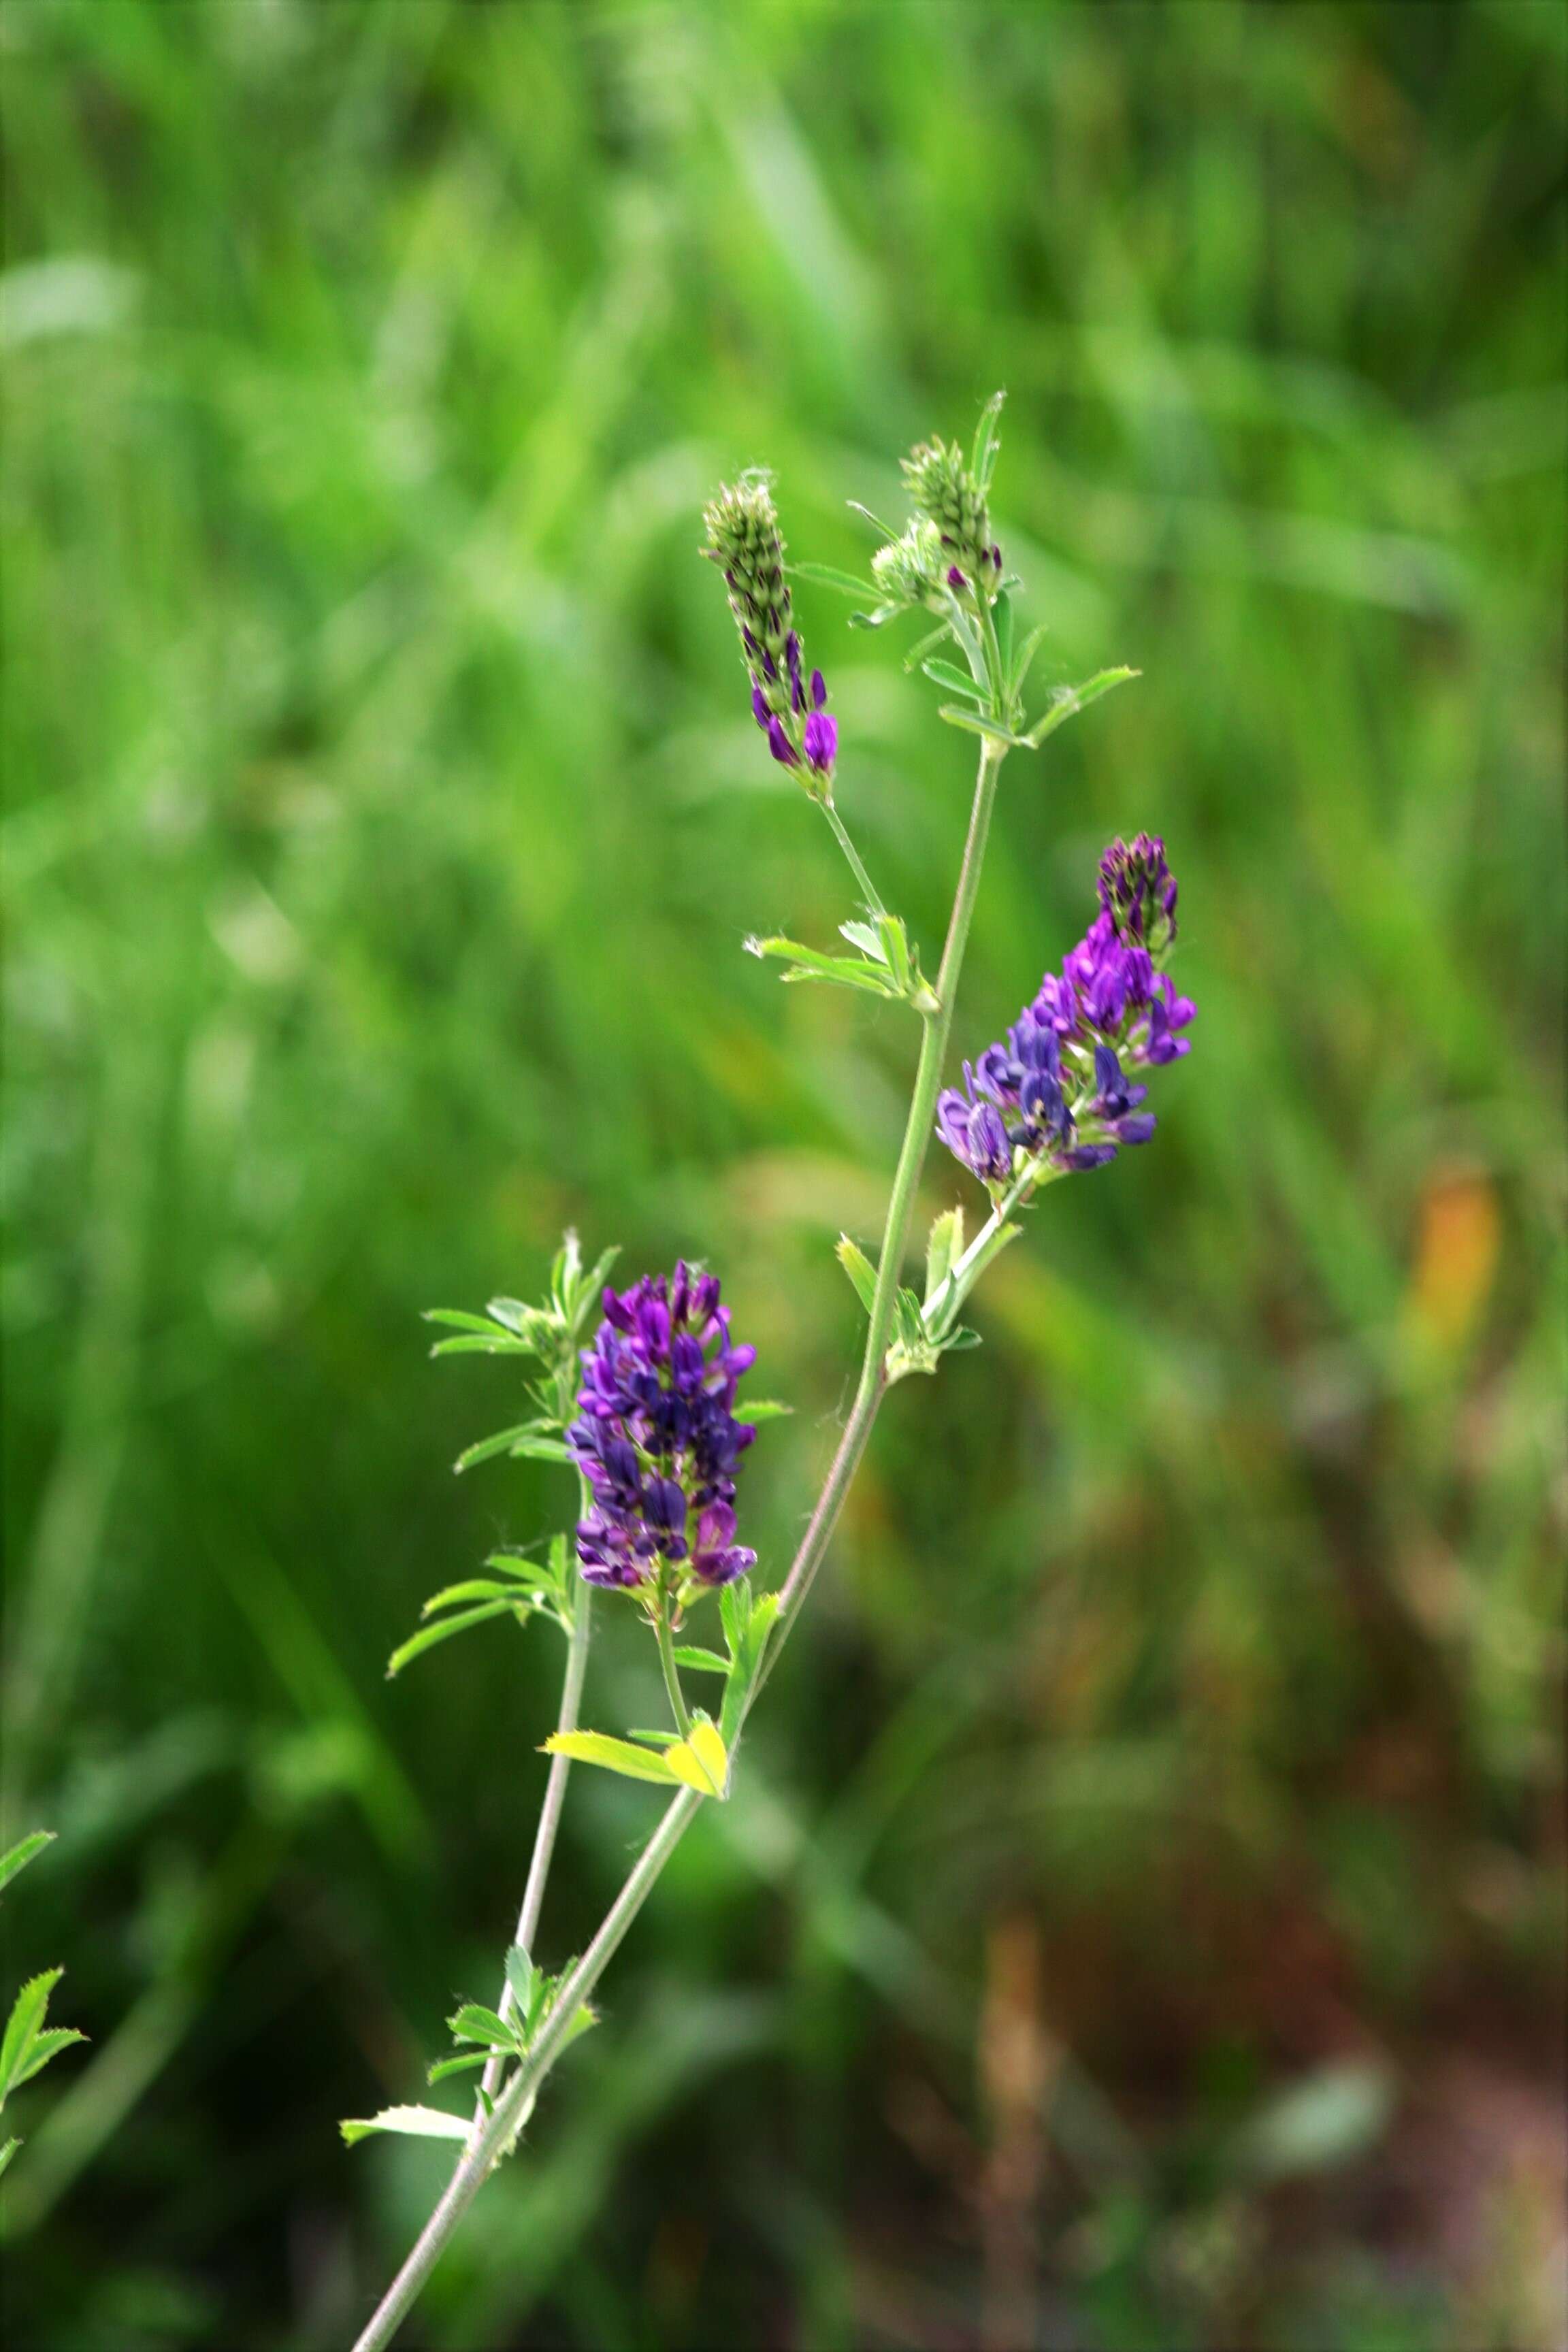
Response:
[[703, 473, 837, 800], [936, 836, 1194, 1192]]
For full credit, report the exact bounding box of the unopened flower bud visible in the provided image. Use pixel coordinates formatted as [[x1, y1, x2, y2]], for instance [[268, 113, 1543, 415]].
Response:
[[702, 472, 837, 799], [900, 436, 1000, 595], [1097, 834, 1178, 960], [870, 514, 947, 609]]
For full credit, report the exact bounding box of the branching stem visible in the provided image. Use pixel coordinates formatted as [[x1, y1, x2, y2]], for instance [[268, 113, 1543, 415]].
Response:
[[352, 729, 1007, 2352], [472, 1493, 593, 2117]]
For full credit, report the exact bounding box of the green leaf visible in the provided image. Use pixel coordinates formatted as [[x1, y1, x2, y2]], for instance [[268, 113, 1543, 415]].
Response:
[[423, 1307, 512, 1336], [924, 1205, 964, 1306], [1009, 620, 1050, 698], [448, 2003, 518, 2049], [426, 2052, 488, 2085], [846, 602, 906, 631], [664, 1721, 729, 1799], [901, 621, 955, 673], [671, 1646, 730, 1673], [483, 1296, 548, 1339], [0, 1832, 54, 1896], [838, 918, 886, 961], [340, 2104, 471, 2148], [550, 2001, 599, 2055], [719, 1577, 749, 1663], [994, 589, 1015, 676], [454, 1421, 558, 1473], [504, 1944, 535, 2018], [0, 1970, 62, 2104], [970, 387, 1006, 491], [788, 560, 873, 596], [10, 2026, 87, 2089], [936, 704, 1032, 748], [483, 1550, 557, 1588], [541, 1732, 681, 1785], [387, 1601, 515, 1678], [421, 1579, 534, 1614], [429, 1333, 534, 1358], [716, 1588, 781, 1741], [453, 1427, 575, 1474], [845, 497, 902, 539], [940, 1326, 983, 1352], [504, 1433, 573, 1465], [875, 914, 915, 994], [0, 2138, 18, 2178], [744, 935, 901, 997], [836, 1235, 878, 1313], [921, 657, 985, 701], [740, 1399, 792, 1423], [564, 1245, 621, 1337], [1024, 666, 1139, 747]]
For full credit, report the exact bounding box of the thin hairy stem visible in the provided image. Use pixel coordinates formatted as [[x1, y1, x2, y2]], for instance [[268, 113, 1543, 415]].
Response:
[[472, 1562, 593, 2117], [770, 736, 1004, 1642], [351, 1788, 702, 2352], [821, 799, 886, 915], [654, 1604, 691, 1737], [352, 734, 1005, 2352]]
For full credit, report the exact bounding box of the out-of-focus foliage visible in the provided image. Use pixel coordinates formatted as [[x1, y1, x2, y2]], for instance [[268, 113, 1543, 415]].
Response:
[[2, 3, 1563, 2345]]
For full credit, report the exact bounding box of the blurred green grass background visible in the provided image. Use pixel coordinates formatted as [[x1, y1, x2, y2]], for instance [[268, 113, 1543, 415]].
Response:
[[3, 3, 1564, 2346]]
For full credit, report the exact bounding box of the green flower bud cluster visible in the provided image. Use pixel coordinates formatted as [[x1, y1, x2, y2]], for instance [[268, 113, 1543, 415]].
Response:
[[701, 471, 838, 796], [701, 471, 794, 723], [870, 514, 947, 610], [900, 436, 1002, 597]]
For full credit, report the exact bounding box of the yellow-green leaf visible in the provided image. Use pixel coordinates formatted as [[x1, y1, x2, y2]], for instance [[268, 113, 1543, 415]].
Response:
[[663, 1719, 728, 1798], [542, 1732, 680, 1785]]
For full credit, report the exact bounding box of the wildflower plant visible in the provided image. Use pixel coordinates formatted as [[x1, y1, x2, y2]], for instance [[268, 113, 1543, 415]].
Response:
[[350, 395, 1194, 2348]]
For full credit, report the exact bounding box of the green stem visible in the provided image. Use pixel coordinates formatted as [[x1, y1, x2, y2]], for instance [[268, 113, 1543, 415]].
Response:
[[471, 1554, 592, 2117], [769, 736, 1004, 1646], [352, 733, 1007, 2352], [654, 1602, 691, 1737], [821, 799, 885, 915]]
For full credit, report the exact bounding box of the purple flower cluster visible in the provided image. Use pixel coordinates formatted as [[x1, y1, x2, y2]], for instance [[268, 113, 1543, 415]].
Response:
[[936, 836, 1195, 1189], [751, 647, 838, 782], [568, 1266, 758, 1592]]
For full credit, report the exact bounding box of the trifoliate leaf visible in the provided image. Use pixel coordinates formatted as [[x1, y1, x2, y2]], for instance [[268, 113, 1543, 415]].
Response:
[[340, 2104, 470, 2148], [744, 935, 904, 997]]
